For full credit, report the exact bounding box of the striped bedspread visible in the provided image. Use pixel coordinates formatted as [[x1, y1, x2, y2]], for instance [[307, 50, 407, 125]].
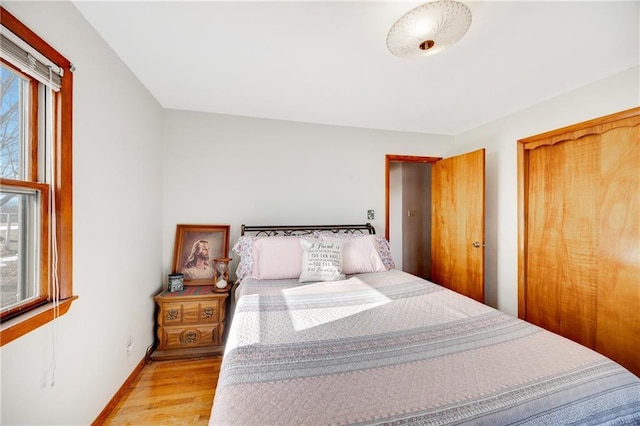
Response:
[[209, 269, 640, 425]]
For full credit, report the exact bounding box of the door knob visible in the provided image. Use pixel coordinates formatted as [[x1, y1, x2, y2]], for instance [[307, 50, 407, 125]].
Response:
[[472, 241, 484, 248]]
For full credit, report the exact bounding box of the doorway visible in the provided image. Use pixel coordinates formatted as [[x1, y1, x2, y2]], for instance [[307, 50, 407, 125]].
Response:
[[385, 155, 439, 280], [385, 150, 486, 303]]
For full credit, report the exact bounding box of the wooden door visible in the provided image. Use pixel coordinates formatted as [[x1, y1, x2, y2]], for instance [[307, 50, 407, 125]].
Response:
[[519, 107, 640, 377], [431, 149, 485, 302], [595, 122, 639, 374], [525, 135, 599, 347]]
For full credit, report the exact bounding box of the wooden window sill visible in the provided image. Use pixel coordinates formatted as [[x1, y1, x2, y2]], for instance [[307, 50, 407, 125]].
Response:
[[0, 296, 78, 346]]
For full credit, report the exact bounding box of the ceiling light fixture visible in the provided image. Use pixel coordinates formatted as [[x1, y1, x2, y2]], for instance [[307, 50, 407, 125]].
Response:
[[386, 0, 472, 59]]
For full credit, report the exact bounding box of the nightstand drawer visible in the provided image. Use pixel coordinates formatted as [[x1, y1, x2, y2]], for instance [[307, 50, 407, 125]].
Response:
[[162, 325, 220, 350], [162, 300, 220, 324]]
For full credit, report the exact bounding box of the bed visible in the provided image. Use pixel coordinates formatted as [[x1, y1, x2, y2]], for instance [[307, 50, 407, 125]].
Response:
[[209, 224, 640, 425]]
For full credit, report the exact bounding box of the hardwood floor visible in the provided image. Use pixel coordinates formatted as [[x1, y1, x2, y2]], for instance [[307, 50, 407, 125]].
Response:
[[102, 356, 222, 425]]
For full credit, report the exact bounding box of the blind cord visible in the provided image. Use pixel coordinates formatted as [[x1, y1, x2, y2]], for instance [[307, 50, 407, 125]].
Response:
[[47, 66, 59, 388]]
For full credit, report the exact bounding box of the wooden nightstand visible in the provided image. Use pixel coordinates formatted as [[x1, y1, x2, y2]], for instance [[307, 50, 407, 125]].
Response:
[[151, 285, 228, 360]]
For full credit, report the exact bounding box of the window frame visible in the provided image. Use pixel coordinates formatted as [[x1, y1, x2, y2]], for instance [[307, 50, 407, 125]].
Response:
[[0, 6, 76, 345]]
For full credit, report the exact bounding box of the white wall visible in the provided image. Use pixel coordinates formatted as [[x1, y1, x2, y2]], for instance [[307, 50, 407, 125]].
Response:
[[453, 66, 639, 316], [161, 110, 452, 279], [1, 2, 163, 425]]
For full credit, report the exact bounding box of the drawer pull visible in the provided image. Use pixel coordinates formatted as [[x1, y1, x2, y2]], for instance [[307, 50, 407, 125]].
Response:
[[203, 307, 214, 318], [184, 331, 198, 344], [167, 309, 179, 320]]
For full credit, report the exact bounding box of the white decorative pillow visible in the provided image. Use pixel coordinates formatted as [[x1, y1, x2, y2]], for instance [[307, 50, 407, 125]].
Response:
[[324, 234, 386, 274], [299, 239, 345, 283]]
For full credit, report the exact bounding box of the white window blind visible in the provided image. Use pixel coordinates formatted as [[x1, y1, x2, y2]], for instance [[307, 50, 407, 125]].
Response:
[[0, 25, 63, 91]]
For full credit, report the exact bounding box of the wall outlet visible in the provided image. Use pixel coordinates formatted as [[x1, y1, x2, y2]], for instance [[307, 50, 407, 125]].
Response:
[[367, 210, 374, 220]]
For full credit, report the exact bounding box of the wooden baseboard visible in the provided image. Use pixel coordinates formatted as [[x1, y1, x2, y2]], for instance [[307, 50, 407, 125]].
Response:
[[91, 356, 147, 426]]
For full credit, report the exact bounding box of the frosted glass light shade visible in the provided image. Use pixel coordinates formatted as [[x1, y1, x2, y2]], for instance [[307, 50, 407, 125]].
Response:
[[387, 0, 472, 58]]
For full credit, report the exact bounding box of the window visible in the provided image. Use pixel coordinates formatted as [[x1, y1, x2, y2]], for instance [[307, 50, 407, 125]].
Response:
[[1, 63, 49, 320], [0, 7, 75, 344]]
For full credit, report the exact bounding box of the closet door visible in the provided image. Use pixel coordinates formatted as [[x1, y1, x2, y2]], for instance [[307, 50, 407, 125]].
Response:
[[518, 107, 640, 377], [596, 123, 639, 374], [431, 149, 485, 302], [525, 134, 599, 347]]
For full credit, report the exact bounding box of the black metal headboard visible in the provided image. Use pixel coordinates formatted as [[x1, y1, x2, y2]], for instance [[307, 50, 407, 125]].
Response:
[[241, 223, 375, 237]]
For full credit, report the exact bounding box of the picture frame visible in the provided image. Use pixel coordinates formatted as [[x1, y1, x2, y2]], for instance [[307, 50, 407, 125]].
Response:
[[168, 273, 184, 292], [172, 224, 230, 285]]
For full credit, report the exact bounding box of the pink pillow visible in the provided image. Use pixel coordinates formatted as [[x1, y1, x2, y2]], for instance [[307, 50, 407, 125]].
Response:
[[323, 234, 386, 274], [251, 237, 308, 279]]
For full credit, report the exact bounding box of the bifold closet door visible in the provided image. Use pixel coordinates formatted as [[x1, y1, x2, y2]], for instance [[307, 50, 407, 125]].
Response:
[[519, 107, 640, 377], [525, 135, 599, 349], [596, 123, 639, 374]]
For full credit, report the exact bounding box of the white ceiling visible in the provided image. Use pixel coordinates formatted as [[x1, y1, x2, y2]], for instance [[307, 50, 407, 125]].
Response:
[[73, 1, 639, 135]]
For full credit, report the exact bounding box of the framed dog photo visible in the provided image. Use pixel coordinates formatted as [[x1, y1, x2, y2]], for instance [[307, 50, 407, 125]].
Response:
[[172, 224, 230, 285]]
